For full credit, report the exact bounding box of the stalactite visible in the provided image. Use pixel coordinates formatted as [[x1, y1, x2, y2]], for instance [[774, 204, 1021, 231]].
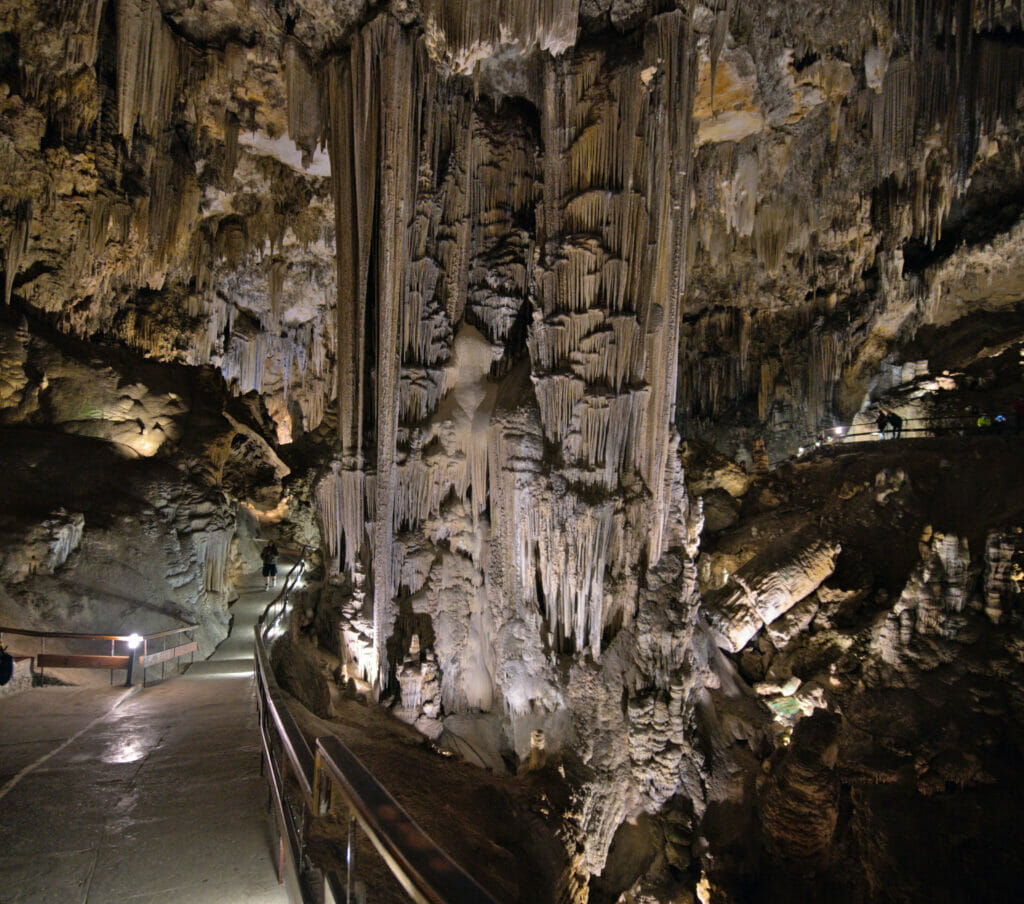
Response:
[[326, 34, 376, 464], [284, 37, 322, 162], [807, 326, 844, 430], [398, 368, 446, 424], [872, 2, 1024, 201], [752, 202, 801, 273], [325, 16, 425, 689], [759, 359, 781, 421], [871, 57, 918, 181], [708, 0, 736, 109], [116, 0, 181, 145], [146, 148, 199, 266], [88, 197, 111, 256], [194, 529, 231, 594], [222, 110, 239, 186], [420, 0, 581, 71], [519, 491, 616, 658], [566, 389, 650, 489], [529, 310, 606, 371], [5, 201, 32, 304], [316, 463, 369, 575], [678, 308, 756, 420], [532, 373, 586, 443], [268, 257, 286, 326], [63, 0, 105, 69]]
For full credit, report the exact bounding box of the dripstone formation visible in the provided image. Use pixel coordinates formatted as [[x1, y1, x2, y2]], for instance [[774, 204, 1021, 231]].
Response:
[[3, 2, 1024, 902]]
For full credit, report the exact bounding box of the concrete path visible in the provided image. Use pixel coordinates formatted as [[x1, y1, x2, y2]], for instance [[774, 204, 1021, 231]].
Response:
[[0, 578, 287, 904]]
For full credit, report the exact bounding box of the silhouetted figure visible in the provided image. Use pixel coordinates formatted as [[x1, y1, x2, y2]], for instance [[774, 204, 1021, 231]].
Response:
[[0, 645, 13, 686], [1013, 397, 1024, 434], [887, 412, 903, 439], [994, 413, 1008, 435], [261, 540, 279, 590], [876, 411, 889, 439]]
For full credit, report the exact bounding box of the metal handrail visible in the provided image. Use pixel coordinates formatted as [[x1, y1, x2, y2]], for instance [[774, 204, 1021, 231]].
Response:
[[254, 549, 323, 904], [254, 612, 315, 806], [253, 548, 500, 904], [314, 736, 499, 904]]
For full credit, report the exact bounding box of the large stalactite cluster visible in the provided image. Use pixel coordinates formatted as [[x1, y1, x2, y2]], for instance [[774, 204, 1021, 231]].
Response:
[[4, 1, 1024, 901]]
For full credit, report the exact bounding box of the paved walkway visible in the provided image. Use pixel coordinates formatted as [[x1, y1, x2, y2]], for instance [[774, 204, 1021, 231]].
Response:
[[0, 578, 287, 904]]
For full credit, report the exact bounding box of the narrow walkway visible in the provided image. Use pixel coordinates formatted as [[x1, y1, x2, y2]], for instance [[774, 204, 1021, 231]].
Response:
[[0, 577, 287, 904]]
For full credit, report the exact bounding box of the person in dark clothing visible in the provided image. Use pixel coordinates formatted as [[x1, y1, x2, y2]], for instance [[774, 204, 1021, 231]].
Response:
[[887, 411, 903, 439], [1013, 397, 1024, 434], [876, 411, 889, 439], [261, 540, 279, 590]]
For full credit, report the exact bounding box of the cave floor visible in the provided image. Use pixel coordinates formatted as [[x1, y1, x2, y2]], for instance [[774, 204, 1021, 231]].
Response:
[[0, 580, 286, 904]]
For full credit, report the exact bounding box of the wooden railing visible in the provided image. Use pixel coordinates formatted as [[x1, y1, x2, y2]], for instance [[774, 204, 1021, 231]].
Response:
[[0, 623, 197, 686], [254, 551, 498, 904]]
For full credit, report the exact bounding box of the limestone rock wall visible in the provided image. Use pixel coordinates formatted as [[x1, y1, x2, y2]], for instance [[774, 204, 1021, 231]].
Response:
[[0, 310, 290, 657]]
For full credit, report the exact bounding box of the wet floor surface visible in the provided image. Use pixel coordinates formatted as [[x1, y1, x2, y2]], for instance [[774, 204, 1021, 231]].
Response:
[[0, 580, 288, 904]]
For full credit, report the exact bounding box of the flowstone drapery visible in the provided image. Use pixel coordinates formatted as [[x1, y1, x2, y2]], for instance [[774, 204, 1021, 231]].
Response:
[[315, 8, 699, 711]]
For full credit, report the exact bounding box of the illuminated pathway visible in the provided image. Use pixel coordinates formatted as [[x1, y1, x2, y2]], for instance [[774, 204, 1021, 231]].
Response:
[[0, 578, 286, 904]]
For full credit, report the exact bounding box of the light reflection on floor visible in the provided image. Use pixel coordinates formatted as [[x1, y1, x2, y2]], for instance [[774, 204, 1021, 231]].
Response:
[[102, 737, 149, 764]]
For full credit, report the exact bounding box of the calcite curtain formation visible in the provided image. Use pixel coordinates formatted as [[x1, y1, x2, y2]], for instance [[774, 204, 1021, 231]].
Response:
[[315, 7, 697, 696]]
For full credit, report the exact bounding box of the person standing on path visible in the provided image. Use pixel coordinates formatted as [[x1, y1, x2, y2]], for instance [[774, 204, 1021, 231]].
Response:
[[1013, 397, 1024, 434], [261, 540, 279, 590]]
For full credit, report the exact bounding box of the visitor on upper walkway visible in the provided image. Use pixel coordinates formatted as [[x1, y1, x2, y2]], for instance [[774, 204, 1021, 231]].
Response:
[[977, 413, 993, 433], [994, 413, 1008, 435], [876, 411, 889, 439], [261, 540, 279, 590], [887, 412, 903, 439], [1013, 397, 1024, 434]]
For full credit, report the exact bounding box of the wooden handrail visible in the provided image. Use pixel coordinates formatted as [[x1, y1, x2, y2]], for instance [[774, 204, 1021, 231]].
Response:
[[0, 623, 196, 642], [143, 625, 197, 640]]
